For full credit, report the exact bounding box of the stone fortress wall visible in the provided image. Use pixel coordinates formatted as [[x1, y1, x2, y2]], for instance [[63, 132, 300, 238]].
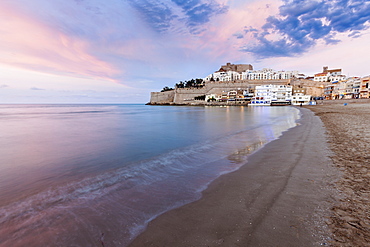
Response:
[[150, 90, 176, 104]]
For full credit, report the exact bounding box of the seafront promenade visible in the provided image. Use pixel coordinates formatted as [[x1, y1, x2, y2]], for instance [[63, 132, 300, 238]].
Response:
[[130, 99, 370, 246]]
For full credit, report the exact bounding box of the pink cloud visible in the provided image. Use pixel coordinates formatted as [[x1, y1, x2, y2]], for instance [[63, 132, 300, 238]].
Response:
[[0, 3, 120, 82]]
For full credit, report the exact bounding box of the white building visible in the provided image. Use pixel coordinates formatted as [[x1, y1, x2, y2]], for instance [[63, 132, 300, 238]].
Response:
[[314, 72, 330, 82], [330, 74, 346, 83], [204, 68, 302, 82], [336, 80, 348, 99], [242, 68, 300, 80], [314, 67, 344, 83], [343, 77, 361, 99], [204, 71, 242, 82], [292, 93, 311, 105], [249, 85, 293, 106]]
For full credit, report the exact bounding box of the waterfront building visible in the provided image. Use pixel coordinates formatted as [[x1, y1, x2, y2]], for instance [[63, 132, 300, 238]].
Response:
[[360, 76, 370, 98], [243, 89, 254, 101], [292, 93, 311, 105], [336, 79, 348, 99], [353, 78, 361, 99], [205, 88, 253, 103], [249, 84, 292, 106], [324, 84, 335, 100], [324, 80, 344, 100], [342, 77, 361, 99], [338, 79, 351, 99], [332, 81, 341, 99], [220, 91, 228, 101]]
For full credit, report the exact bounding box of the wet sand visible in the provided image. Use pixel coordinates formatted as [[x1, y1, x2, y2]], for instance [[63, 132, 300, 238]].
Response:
[[129, 107, 338, 246], [307, 99, 370, 246]]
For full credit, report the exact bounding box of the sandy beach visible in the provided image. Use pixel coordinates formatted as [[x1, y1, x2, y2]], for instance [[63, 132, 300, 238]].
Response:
[[307, 99, 370, 246], [129, 107, 340, 246]]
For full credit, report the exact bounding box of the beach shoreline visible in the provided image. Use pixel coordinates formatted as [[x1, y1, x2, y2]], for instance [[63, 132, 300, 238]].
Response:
[[129, 107, 338, 246], [307, 99, 370, 246]]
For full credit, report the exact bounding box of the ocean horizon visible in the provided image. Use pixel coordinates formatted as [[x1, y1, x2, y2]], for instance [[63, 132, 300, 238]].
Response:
[[0, 104, 300, 246]]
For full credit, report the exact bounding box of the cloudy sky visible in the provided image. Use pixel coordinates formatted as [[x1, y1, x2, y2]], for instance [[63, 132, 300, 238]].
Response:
[[0, 0, 369, 103]]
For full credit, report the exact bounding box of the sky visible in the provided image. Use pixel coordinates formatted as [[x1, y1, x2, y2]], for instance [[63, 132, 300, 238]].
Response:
[[0, 0, 369, 103]]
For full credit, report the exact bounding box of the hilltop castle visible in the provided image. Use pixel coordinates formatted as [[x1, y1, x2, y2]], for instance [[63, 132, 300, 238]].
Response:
[[218, 63, 253, 73]]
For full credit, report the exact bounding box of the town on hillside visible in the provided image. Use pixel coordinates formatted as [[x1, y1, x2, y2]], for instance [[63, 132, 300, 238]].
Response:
[[148, 63, 370, 106]]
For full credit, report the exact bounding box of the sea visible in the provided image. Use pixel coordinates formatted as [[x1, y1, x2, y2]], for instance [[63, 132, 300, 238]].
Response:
[[0, 104, 300, 246]]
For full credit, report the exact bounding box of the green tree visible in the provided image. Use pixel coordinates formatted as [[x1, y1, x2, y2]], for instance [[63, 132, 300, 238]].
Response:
[[161, 86, 174, 92]]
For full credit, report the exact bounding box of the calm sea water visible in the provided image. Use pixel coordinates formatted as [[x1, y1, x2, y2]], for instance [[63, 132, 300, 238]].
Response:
[[0, 104, 300, 246]]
